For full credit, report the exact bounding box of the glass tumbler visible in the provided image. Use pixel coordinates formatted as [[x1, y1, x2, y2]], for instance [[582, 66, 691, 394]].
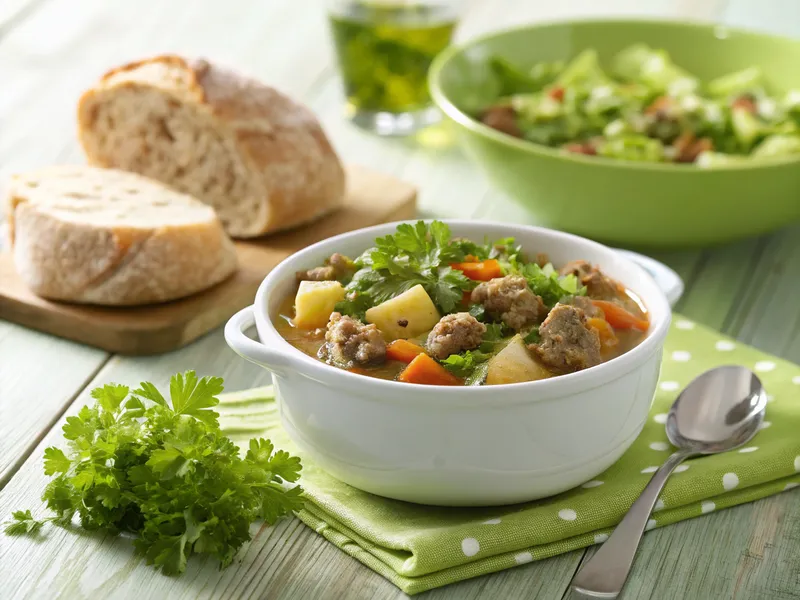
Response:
[[326, 0, 462, 136]]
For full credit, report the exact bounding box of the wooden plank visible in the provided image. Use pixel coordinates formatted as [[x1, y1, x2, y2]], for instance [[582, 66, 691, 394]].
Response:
[[0, 321, 107, 488], [580, 490, 800, 600], [0, 0, 45, 35], [0, 166, 416, 354]]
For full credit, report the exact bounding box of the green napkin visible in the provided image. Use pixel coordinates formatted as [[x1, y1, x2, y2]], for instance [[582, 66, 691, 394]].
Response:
[[219, 316, 800, 596]]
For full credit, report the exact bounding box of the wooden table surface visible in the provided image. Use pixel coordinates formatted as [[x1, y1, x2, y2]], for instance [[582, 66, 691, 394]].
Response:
[[1, 1, 799, 598]]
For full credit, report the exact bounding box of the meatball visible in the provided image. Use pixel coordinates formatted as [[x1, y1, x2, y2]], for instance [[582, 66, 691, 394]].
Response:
[[531, 304, 601, 374], [471, 275, 545, 331], [564, 294, 602, 318], [480, 105, 522, 138], [559, 260, 623, 300], [426, 313, 486, 360], [319, 312, 386, 368], [296, 253, 354, 282]]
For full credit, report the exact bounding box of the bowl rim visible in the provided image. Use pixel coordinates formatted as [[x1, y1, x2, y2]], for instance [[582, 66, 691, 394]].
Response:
[[250, 219, 672, 406], [428, 16, 800, 173]]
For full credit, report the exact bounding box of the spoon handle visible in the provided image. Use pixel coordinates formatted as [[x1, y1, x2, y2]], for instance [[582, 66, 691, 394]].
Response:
[[570, 449, 694, 598]]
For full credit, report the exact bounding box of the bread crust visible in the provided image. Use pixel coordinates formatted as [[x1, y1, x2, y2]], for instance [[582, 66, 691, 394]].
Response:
[[7, 166, 238, 306], [77, 55, 346, 238]]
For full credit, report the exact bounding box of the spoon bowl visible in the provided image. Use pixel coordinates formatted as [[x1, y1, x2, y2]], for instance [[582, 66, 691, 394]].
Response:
[[571, 366, 768, 598], [667, 365, 767, 453]]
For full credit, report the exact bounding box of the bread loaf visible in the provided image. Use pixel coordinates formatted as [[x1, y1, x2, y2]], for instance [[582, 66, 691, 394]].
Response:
[[77, 55, 346, 238], [7, 165, 238, 306]]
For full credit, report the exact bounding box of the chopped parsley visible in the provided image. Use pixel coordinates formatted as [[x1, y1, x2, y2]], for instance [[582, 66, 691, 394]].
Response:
[[523, 326, 541, 345], [511, 260, 585, 307], [440, 350, 492, 378]]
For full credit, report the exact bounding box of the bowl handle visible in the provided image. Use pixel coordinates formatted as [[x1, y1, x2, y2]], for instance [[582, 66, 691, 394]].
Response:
[[615, 249, 684, 308], [225, 306, 291, 375]]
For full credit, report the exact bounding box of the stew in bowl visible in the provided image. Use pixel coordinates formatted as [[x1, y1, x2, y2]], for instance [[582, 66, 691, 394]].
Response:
[[225, 220, 672, 504], [276, 220, 649, 386]]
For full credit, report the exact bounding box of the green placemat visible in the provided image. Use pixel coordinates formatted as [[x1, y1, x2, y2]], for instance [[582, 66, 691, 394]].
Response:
[[220, 315, 800, 596]]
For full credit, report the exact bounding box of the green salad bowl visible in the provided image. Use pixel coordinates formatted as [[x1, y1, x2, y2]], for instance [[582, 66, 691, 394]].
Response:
[[429, 19, 800, 248]]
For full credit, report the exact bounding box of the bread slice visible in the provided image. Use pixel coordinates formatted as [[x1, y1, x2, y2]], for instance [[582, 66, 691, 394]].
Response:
[[7, 165, 238, 306], [77, 55, 346, 238]]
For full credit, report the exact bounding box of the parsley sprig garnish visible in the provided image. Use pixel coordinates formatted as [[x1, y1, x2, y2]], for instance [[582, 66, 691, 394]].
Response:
[[3, 372, 303, 576], [337, 221, 472, 318]]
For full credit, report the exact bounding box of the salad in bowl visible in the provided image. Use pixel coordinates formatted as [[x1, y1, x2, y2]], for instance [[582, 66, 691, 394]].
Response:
[[478, 43, 800, 166]]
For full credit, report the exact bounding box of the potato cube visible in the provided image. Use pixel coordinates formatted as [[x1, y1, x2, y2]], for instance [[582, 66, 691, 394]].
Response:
[[486, 335, 552, 385], [293, 280, 345, 329], [365, 284, 440, 340]]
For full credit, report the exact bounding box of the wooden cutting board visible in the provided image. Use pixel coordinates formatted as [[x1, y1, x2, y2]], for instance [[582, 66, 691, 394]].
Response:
[[0, 165, 417, 355]]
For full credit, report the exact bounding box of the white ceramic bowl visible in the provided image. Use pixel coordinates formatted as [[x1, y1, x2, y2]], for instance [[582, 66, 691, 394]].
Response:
[[225, 221, 673, 506]]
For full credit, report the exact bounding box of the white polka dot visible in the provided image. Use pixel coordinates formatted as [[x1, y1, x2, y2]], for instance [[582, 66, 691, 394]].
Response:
[[755, 361, 776, 372], [785, 483, 799, 491], [654, 498, 665, 512], [792, 376, 800, 385], [701, 501, 716, 514], [641, 466, 659, 474], [461, 538, 480, 557], [794, 456, 800, 472], [671, 351, 691, 362], [738, 446, 758, 453], [514, 551, 533, 565], [649, 441, 670, 451], [645, 519, 657, 531], [675, 320, 695, 330], [582, 480, 604, 489], [482, 518, 502, 525], [759, 421, 772, 430], [674, 465, 690, 473], [715, 340, 736, 351], [660, 381, 680, 392], [723, 473, 739, 491], [558, 508, 577, 521], [594, 533, 609, 543], [653, 413, 668, 425]]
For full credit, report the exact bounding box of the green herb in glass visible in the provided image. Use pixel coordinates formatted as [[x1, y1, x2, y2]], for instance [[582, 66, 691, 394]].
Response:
[[328, 1, 459, 135]]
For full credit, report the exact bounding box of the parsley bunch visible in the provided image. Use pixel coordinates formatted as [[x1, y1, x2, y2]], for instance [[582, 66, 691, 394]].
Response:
[[4, 372, 303, 576], [337, 221, 472, 319]]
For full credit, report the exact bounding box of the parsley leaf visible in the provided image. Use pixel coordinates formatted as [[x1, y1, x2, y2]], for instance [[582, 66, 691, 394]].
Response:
[[3, 510, 44, 536], [166, 371, 223, 427], [43, 447, 71, 475], [90, 383, 130, 413], [334, 293, 373, 321], [4, 372, 303, 577], [468, 303, 486, 321], [440, 350, 492, 377], [523, 326, 541, 345], [453, 235, 526, 265]]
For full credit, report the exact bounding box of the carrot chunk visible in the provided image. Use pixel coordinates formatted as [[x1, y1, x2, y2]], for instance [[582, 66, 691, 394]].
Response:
[[450, 259, 503, 281], [586, 317, 619, 350], [591, 300, 650, 332], [398, 354, 463, 386], [386, 339, 426, 364]]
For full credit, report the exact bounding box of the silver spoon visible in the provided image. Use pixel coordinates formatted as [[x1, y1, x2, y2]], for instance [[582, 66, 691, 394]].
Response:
[[570, 365, 767, 599]]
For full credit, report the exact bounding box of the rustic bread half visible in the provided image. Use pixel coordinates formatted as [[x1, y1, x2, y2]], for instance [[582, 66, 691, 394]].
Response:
[[7, 165, 238, 306], [77, 55, 346, 238]]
